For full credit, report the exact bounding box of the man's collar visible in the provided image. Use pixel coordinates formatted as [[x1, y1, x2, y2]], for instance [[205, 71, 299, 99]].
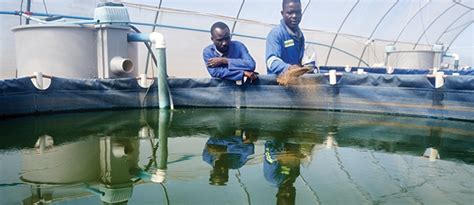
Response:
[[212, 43, 230, 57], [280, 19, 302, 39]]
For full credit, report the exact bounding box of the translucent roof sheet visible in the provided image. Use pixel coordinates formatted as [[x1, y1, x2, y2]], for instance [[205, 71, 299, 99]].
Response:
[[1, 0, 472, 78]]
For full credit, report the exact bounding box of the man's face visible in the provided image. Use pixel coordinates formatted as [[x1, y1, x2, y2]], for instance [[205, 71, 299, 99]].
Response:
[[281, 2, 302, 30], [211, 27, 231, 54]]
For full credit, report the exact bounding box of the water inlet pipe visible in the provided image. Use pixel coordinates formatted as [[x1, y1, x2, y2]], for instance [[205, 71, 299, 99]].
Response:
[[152, 110, 170, 183], [444, 53, 460, 69], [110, 57, 134, 75], [128, 32, 170, 109]]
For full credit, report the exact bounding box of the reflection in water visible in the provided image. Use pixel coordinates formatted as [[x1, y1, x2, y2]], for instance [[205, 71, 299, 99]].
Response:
[[202, 130, 255, 186], [264, 140, 316, 205], [18, 110, 171, 205], [1, 108, 473, 204]]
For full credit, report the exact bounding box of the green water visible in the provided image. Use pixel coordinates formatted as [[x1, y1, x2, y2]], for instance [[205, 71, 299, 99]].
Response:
[[1, 109, 473, 205]]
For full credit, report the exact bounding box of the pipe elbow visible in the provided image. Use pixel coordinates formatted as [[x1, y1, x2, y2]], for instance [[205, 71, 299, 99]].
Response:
[[452, 53, 459, 61], [150, 32, 166, 49]]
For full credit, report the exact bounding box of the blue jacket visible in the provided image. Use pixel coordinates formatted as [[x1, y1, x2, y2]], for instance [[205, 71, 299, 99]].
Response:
[[203, 41, 256, 81], [263, 141, 300, 187], [202, 136, 255, 169], [266, 20, 305, 75]]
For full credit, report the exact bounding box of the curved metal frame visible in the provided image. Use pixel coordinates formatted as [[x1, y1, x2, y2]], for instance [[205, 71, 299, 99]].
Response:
[[357, 0, 399, 67], [231, 0, 246, 34], [413, 2, 457, 49], [302, 0, 312, 15], [446, 21, 473, 52], [324, 0, 360, 66], [435, 9, 472, 43], [394, 0, 432, 45]]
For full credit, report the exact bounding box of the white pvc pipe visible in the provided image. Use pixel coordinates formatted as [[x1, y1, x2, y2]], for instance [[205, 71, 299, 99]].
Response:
[[110, 56, 134, 75], [139, 73, 147, 87], [34, 72, 43, 89], [435, 72, 445, 88], [344, 65, 351, 72], [149, 32, 166, 49], [150, 32, 171, 109], [386, 66, 394, 74], [329, 70, 337, 85], [444, 53, 460, 69]]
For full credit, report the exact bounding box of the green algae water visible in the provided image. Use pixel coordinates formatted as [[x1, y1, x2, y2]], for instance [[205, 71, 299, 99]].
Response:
[[1, 108, 473, 205]]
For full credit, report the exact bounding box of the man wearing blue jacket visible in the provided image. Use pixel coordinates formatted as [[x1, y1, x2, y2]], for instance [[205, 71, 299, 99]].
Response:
[[203, 22, 258, 82], [266, 0, 312, 85]]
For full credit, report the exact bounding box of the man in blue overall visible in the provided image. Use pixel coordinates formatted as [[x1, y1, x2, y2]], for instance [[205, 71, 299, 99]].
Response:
[[203, 22, 258, 83], [266, 0, 313, 85], [202, 132, 256, 186], [264, 140, 303, 205]]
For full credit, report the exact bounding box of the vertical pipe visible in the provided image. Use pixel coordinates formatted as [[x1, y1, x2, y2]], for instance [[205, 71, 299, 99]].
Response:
[[158, 110, 169, 171], [156, 47, 170, 109], [150, 109, 169, 183], [151, 33, 170, 109], [145, 0, 164, 75]]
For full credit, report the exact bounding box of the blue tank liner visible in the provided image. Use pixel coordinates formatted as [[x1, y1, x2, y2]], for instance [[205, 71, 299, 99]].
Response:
[[1, 71, 473, 120]]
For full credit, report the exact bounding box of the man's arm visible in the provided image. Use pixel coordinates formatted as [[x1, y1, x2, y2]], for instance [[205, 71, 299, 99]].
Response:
[[227, 42, 256, 71], [203, 48, 244, 81], [266, 31, 290, 75]]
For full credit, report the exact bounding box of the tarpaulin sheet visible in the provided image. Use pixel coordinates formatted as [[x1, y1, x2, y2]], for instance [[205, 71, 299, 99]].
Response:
[[1, 73, 474, 120]]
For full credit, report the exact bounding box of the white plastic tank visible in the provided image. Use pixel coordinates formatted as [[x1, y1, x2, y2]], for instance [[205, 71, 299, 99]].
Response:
[[13, 24, 99, 78], [386, 50, 439, 69], [12, 2, 139, 79], [21, 137, 100, 184]]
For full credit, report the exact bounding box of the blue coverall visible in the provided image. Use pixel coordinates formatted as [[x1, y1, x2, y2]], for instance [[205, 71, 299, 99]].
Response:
[[203, 41, 256, 81], [265, 20, 305, 75]]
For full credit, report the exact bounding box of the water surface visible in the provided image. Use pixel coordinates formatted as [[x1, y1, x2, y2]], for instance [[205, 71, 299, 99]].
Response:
[[1, 109, 473, 204]]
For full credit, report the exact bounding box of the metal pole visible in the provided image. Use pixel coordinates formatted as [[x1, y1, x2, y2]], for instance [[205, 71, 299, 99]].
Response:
[[435, 9, 472, 43], [357, 0, 399, 67], [446, 21, 473, 52], [302, 0, 312, 16], [413, 3, 457, 49], [231, 0, 246, 34], [25, 0, 32, 24], [324, 0, 359, 66], [145, 0, 164, 75], [393, 0, 432, 45]]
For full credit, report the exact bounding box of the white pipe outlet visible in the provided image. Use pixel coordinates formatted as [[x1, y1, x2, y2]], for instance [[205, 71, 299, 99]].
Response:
[[151, 169, 167, 183], [329, 70, 337, 85], [110, 56, 134, 75], [435, 72, 445, 88], [34, 72, 43, 89], [444, 53, 460, 69], [150, 32, 166, 49]]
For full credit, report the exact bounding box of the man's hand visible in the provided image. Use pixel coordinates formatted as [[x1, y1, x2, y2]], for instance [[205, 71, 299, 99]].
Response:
[[244, 71, 258, 83], [287, 64, 310, 77], [277, 64, 310, 86], [207, 57, 228, 67]]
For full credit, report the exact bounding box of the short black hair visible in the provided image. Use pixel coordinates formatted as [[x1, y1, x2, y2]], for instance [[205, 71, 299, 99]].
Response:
[[282, 0, 301, 9], [210, 22, 229, 34]]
